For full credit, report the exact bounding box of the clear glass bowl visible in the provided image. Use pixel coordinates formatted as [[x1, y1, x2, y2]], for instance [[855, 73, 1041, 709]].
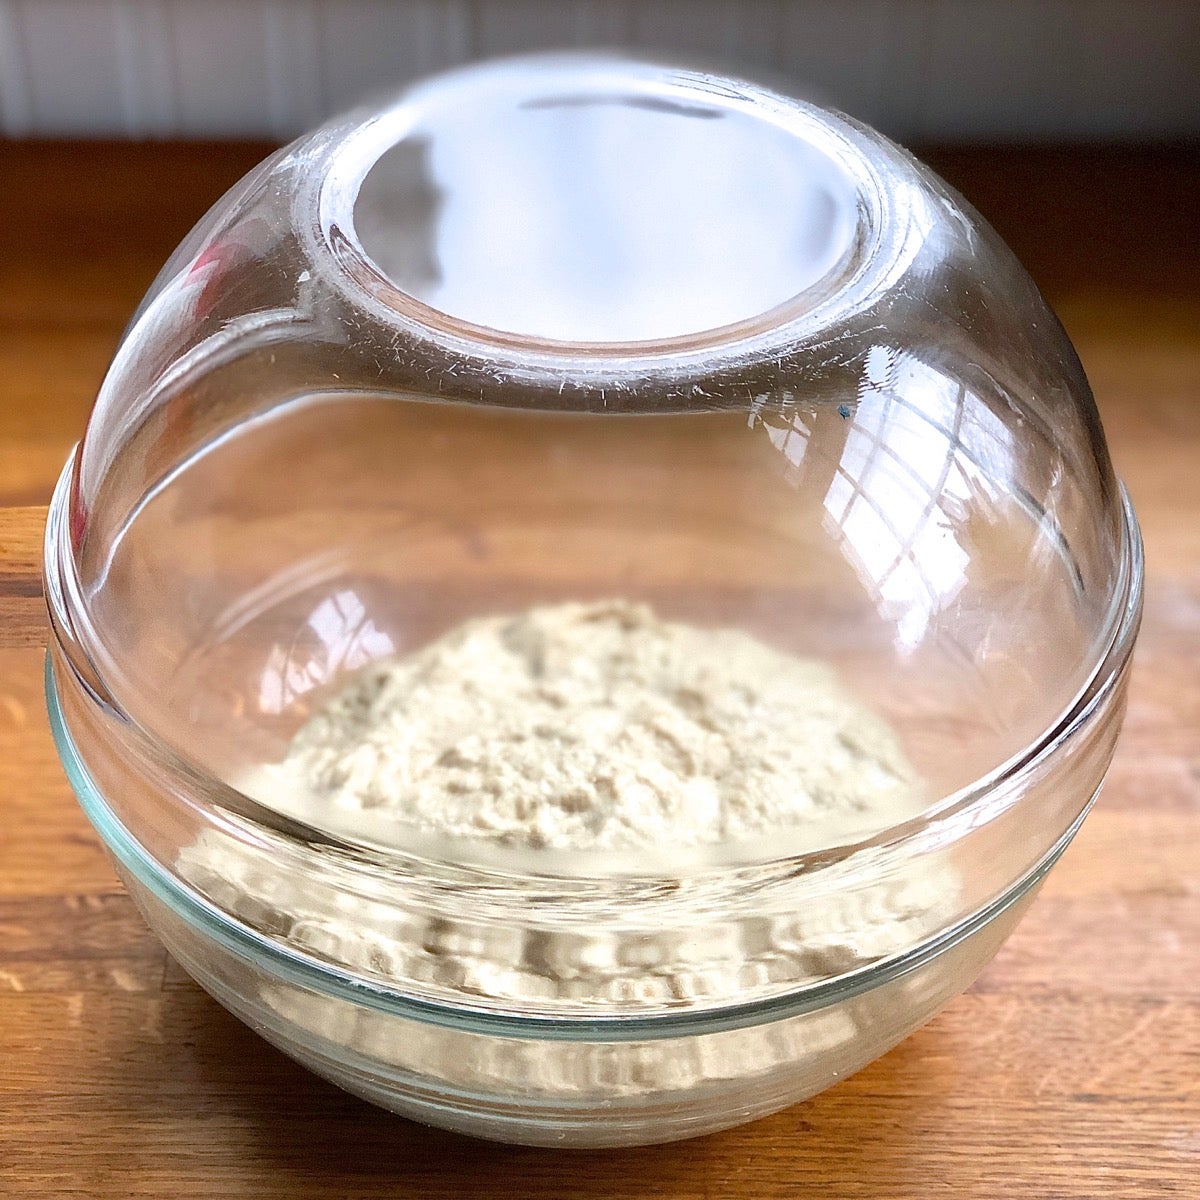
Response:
[[44, 54, 1142, 1147]]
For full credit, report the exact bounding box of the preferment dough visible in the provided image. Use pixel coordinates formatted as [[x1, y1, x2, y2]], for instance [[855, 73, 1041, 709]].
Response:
[[240, 599, 919, 851], [177, 601, 958, 1099]]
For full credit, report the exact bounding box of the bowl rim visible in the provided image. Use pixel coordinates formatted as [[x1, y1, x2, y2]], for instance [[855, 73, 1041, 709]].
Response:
[[307, 53, 923, 377]]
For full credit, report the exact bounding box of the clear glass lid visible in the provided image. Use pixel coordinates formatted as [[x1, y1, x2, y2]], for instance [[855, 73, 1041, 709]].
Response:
[[52, 55, 1137, 869]]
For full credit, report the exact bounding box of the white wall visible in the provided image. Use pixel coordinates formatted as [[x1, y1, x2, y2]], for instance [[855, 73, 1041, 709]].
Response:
[[1, 0, 1197, 140]]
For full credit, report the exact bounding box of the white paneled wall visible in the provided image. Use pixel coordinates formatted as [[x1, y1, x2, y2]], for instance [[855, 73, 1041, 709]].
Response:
[[0, 0, 1197, 140]]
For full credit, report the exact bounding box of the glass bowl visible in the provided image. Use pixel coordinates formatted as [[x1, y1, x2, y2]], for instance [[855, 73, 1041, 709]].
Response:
[[44, 54, 1142, 1147]]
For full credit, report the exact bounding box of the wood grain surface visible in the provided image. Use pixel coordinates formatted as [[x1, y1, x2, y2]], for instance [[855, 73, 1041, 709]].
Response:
[[1, 139, 1197, 1197]]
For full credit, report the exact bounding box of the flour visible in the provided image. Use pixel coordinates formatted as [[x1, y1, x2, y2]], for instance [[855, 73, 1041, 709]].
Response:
[[241, 599, 918, 853], [177, 601, 958, 1104]]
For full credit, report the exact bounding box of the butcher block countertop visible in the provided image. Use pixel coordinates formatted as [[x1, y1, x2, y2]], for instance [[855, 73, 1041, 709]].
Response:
[[1, 140, 1197, 1197]]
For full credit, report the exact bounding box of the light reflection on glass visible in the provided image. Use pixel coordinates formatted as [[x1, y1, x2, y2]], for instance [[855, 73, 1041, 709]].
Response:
[[802, 347, 1022, 649], [355, 79, 860, 343], [259, 589, 395, 714]]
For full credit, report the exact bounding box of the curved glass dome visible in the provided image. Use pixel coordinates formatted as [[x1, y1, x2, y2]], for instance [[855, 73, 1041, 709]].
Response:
[[48, 54, 1136, 862], [43, 55, 1142, 1143]]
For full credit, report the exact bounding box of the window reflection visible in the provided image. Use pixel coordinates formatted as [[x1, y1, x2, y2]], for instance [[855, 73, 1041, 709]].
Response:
[[259, 589, 394, 714], [777, 346, 1019, 648]]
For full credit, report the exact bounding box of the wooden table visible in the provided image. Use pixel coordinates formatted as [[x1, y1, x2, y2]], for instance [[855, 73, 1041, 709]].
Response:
[[1, 141, 1197, 1197]]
